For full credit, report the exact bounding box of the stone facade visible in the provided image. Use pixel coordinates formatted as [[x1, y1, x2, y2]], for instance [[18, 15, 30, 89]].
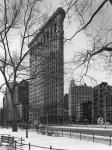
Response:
[[69, 79, 93, 123], [93, 82, 112, 123], [29, 8, 65, 124], [3, 81, 29, 124], [18, 80, 29, 123]]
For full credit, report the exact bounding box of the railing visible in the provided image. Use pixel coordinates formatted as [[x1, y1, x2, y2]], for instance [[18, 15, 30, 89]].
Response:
[[21, 126, 112, 146], [0, 134, 67, 150], [20, 126, 112, 146], [0, 126, 112, 149], [15, 141, 66, 150], [41, 128, 112, 146]]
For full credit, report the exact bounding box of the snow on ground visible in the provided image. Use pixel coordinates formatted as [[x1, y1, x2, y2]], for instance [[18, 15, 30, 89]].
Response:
[[0, 127, 112, 150]]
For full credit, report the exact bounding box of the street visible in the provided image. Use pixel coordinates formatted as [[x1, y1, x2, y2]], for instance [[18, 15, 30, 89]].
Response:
[[49, 126, 112, 137]]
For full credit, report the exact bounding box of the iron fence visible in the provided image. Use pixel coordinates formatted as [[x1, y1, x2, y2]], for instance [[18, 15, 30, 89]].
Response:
[[0, 133, 67, 150], [40, 128, 112, 145]]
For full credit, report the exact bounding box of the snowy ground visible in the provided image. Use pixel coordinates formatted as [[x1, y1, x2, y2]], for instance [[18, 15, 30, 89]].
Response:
[[0, 127, 112, 150]]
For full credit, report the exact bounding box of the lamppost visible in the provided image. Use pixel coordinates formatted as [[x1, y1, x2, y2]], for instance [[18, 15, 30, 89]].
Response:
[[46, 112, 48, 132], [92, 89, 94, 125], [104, 91, 107, 129], [26, 121, 28, 138], [24, 102, 29, 138], [18, 102, 29, 138]]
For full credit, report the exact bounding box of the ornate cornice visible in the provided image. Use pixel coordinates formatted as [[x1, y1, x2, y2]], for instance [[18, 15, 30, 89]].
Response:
[[29, 7, 65, 48]]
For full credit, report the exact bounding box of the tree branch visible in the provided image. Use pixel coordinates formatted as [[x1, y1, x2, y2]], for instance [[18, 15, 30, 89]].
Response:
[[65, 0, 108, 41]]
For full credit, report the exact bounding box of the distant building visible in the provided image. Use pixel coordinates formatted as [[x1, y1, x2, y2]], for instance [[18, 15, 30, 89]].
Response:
[[29, 8, 65, 124], [3, 81, 29, 124], [93, 82, 112, 123], [3, 97, 5, 124], [18, 80, 29, 123], [0, 108, 4, 125], [63, 94, 69, 124], [81, 101, 92, 124], [69, 79, 93, 123]]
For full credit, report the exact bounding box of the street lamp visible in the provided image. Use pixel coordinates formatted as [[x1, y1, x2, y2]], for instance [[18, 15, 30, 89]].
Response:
[[92, 89, 94, 125], [46, 112, 48, 132], [104, 91, 107, 129], [26, 122, 28, 138], [17, 103, 29, 138]]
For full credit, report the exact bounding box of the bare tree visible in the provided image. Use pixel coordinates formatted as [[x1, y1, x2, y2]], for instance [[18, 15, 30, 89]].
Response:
[[0, 0, 52, 131], [61, 0, 112, 82]]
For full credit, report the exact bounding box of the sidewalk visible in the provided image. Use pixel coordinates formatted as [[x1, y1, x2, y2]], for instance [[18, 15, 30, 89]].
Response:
[[0, 128, 112, 150]]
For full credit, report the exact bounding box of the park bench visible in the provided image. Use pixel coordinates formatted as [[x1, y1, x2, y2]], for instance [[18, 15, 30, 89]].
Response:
[[1, 135, 14, 145]]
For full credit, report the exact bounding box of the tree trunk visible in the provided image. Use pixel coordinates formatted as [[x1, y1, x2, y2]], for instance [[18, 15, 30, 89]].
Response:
[[12, 104, 18, 131], [11, 93, 18, 132]]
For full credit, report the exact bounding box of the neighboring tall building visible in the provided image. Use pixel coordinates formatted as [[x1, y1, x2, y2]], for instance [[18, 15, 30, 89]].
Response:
[[3, 81, 29, 124], [69, 79, 93, 123], [29, 8, 65, 124], [93, 82, 112, 123], [18, 80, 29, 123]]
